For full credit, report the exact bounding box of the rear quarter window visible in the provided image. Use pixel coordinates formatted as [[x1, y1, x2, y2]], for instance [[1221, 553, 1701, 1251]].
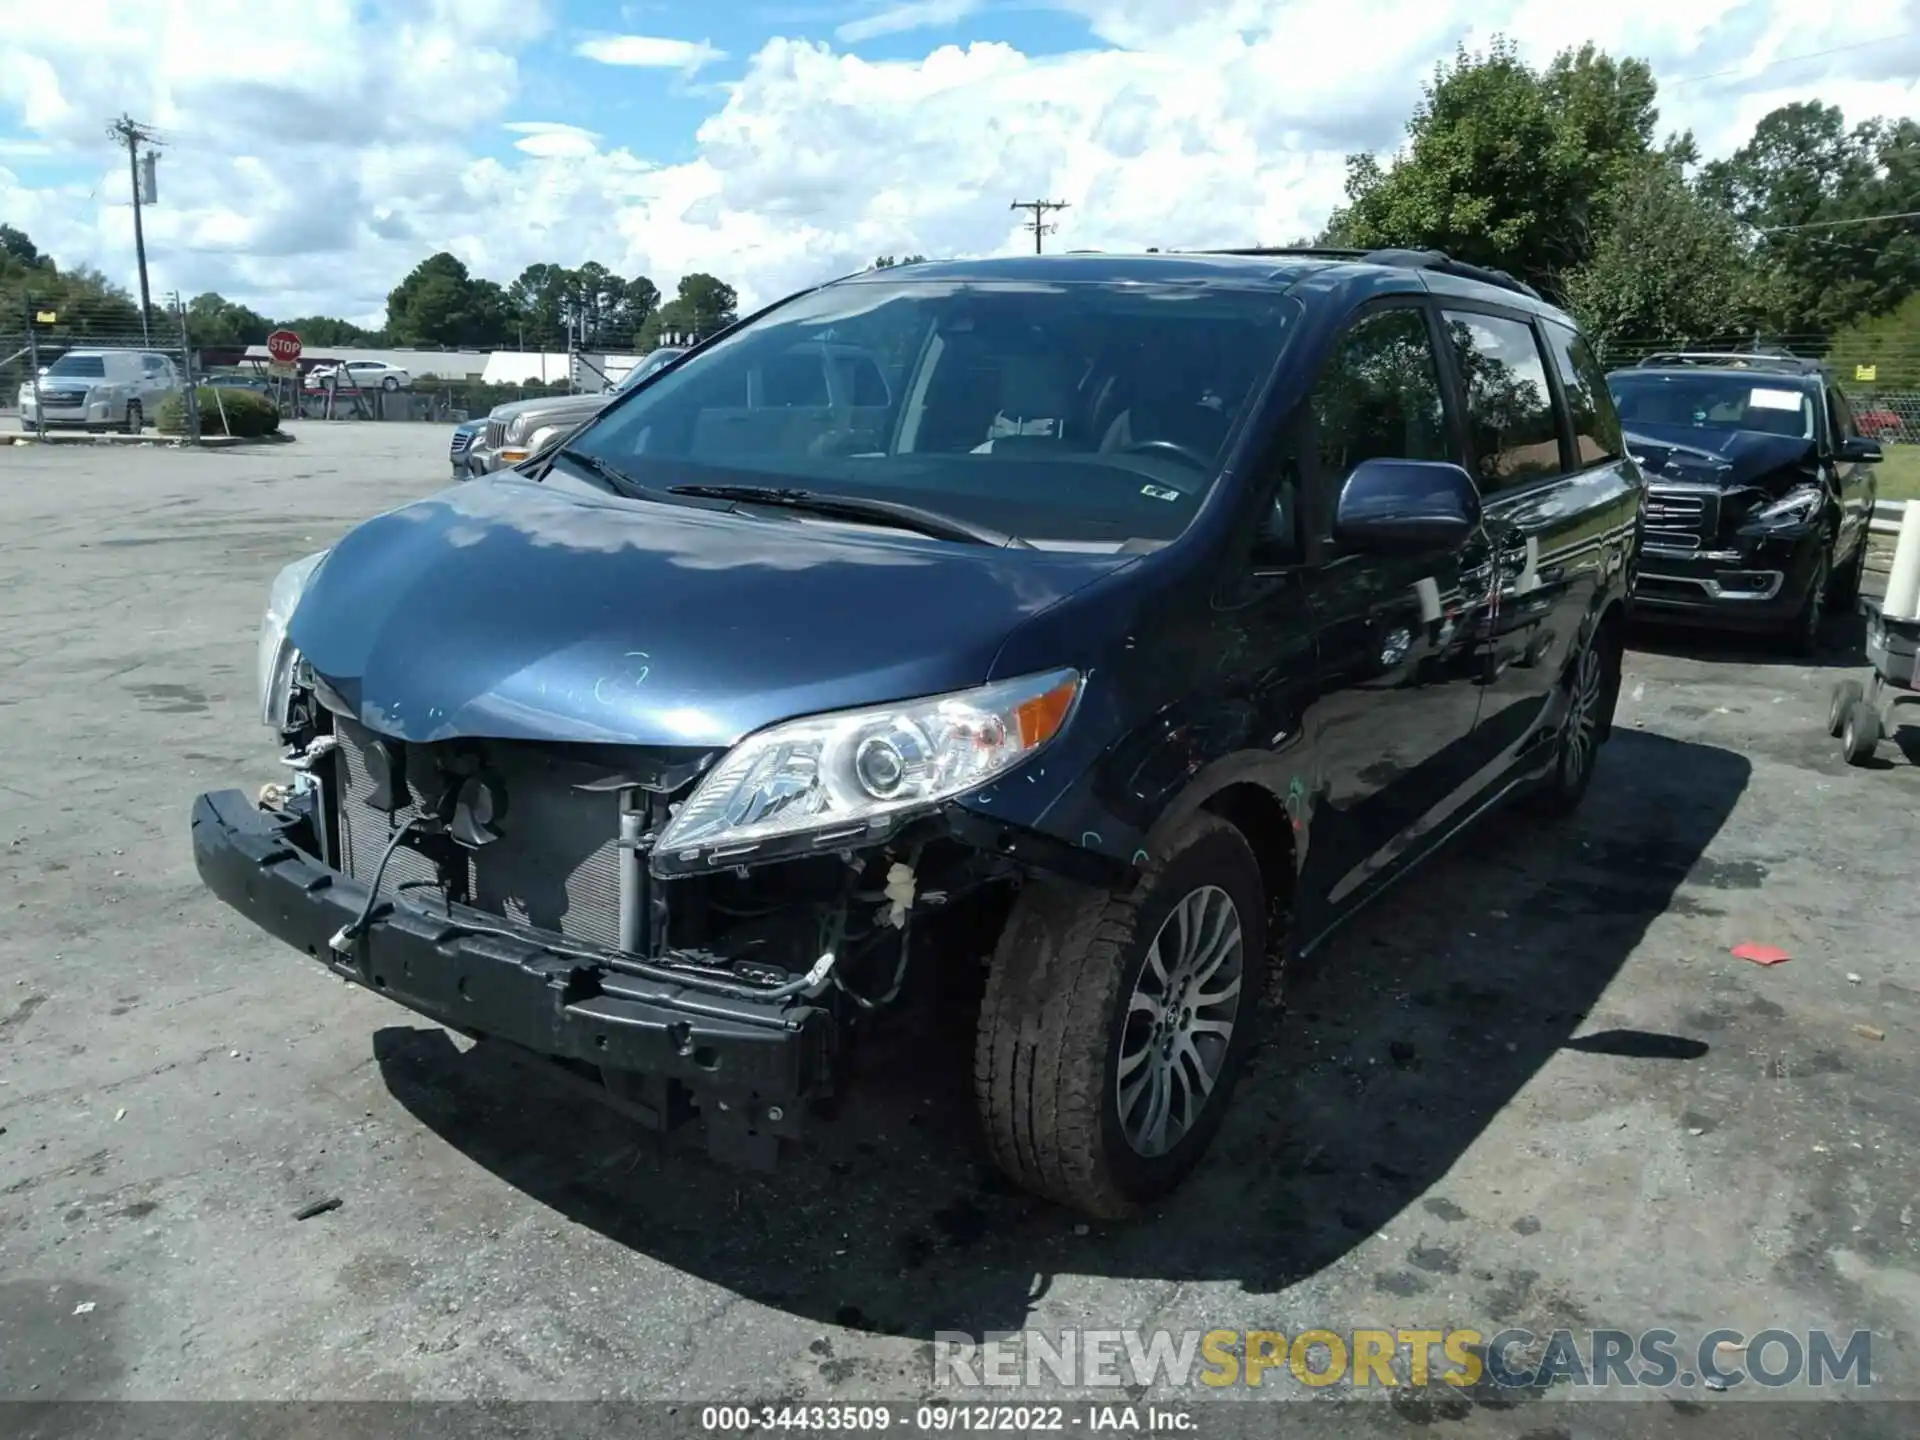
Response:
[[1543, 323, 1623, 466], [1440, 310, 1563, 491]]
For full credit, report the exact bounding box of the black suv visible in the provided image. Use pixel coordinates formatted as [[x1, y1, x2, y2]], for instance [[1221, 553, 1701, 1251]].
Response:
[[193, 247, 1642, 1218], [1607, 352, 1882, 650]]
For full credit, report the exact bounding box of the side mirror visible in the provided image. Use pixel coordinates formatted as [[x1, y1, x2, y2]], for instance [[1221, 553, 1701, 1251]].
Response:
[[1839, 436, 1883, 464], [1333, 459, 1483, 552]]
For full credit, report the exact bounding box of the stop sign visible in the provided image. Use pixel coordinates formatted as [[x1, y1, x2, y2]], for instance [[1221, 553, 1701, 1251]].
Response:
[[266, 329, 302, 364]]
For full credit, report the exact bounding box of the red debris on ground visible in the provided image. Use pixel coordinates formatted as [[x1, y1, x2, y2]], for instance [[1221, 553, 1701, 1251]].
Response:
[[1731, 942, 1791, 966]]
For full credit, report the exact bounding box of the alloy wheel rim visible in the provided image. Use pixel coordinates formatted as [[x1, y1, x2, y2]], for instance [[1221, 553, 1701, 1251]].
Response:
[[1116, 884, 1245, 1159], [1562, 645, 1603, 784]]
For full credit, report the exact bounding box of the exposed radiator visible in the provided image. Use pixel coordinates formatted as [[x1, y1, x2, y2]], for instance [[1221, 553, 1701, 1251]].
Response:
[[332, 718, 626, 949]]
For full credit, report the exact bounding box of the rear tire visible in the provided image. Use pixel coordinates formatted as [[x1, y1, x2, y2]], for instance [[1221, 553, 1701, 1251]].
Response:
[[124, 400, 142, 434], [1521, 617, 1619, 818], [382, 376, 400, 392], [974, 812, 1269, 1219]]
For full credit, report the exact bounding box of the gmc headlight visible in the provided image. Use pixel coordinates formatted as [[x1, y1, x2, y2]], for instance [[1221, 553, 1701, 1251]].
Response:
[[257, 550, 329, 729], [655, 668, 1083, 862], [1749, 484, 1823, 527]]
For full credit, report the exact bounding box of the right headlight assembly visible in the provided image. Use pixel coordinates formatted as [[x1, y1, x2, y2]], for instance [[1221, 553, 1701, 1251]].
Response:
[[257, 549, 329, 729], [655, 668, 1084, 865]]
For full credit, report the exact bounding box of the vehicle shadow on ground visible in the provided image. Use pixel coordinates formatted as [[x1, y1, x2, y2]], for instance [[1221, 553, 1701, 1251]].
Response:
[[375, 729, 1750, 1344], [1627, 604, 1869, 671]]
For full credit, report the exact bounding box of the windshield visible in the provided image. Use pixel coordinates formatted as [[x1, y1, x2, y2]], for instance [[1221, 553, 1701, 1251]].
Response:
[[1609, 372, 1817, 442], [47, 354, 106, 379], [615, 348, 684, 392], [562, 280, 1300, 546]]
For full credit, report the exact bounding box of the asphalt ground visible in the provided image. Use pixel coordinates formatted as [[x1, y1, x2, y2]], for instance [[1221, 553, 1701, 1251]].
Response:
[[2, 422, 1917, 1437]]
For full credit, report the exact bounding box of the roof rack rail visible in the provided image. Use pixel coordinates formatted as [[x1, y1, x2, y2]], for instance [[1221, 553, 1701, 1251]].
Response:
[[1634, 351, 1827, 376], [1182, 245, 1543, 300], [1358, 248, 1544, 301]]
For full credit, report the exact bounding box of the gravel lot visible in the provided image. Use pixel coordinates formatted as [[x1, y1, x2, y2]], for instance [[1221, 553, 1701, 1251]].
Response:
[[3, 423, 1919, 1432]]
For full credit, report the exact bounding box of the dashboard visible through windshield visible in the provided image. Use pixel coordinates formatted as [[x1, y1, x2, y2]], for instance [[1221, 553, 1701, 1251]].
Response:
[[561, 279, 1301, 547], [1609, 372, 1818, 442]]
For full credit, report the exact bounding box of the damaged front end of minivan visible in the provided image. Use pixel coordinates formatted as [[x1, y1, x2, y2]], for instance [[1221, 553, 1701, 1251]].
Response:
[[191, 484, 1131, 1170]]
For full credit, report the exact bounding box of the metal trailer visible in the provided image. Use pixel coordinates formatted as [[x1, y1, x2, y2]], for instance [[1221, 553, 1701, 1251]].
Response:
[[1830, 599, 1920, 764]]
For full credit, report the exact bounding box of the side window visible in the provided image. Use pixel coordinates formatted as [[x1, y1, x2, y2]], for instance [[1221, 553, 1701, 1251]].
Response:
[[1441, 310, 1562, 490], [1542, 323, 1623, 466], [1308, 306, 1452, 492], [1827, 387, 1857, 448]]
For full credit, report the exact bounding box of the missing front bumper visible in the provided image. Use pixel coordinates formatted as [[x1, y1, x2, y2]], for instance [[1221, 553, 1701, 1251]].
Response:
[[191, 789, 838, 1125]]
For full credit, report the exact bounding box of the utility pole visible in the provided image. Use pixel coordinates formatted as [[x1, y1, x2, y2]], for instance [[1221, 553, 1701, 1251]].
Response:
[[108, 114, 162, 344], [1010, 199, 1069, 254]]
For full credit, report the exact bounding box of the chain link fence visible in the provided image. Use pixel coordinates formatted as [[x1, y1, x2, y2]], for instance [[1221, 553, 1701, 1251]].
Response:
[[1, 295, 199, 439]]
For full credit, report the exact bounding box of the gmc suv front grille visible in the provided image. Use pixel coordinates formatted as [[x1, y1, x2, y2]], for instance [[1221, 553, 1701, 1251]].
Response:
[[1643, 487, 1719, 551]]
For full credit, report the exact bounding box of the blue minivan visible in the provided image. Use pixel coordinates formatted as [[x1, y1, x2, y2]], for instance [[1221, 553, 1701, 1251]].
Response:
[[193, 249, 1642, 1217]]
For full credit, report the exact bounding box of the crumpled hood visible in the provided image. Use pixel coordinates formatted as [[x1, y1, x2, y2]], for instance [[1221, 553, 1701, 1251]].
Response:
[[288, 474, 1129, 748], [1624, 424, 1816, 492]]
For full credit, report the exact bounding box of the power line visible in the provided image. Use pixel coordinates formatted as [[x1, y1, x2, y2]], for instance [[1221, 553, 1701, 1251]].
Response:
[[108, 113, 163, 343], [1010, 199, 1069, 254], [1757, 209, 1920, 233], [1662, 31, 1919, 90]]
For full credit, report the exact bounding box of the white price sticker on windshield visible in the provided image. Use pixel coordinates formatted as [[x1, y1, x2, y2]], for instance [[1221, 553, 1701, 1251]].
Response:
[[1749, 387, 1803, 411]]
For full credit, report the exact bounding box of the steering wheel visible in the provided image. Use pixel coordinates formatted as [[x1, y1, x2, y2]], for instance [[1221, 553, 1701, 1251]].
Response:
[[1120, 439, 1213, 472]]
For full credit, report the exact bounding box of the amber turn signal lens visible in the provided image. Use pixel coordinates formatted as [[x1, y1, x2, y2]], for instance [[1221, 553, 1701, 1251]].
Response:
[[1012, 677, 1079, 749]]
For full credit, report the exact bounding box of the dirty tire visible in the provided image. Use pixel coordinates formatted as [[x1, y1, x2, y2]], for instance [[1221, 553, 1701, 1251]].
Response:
[[124, 400, 142, 435], [1842, 700, 1880, 766], [1829, 680, 1864, 738], [1521, 617, 1619, 818], [974, 812, 1268, 1219], [1828, 539, 1866, 609], [1786, 554, 1829, 656]]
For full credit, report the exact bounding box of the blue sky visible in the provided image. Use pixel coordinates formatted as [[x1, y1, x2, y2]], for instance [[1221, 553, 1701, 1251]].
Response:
[[2, 0, 1916, 325]]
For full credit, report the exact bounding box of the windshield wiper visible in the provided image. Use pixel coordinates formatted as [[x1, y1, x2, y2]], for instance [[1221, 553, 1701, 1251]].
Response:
[[550, 446, 664, 501], [665, 484, 1027, 548]]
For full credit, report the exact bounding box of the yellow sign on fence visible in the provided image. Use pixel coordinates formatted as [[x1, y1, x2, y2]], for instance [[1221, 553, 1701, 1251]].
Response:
[[1856, 364, 1878, 382]]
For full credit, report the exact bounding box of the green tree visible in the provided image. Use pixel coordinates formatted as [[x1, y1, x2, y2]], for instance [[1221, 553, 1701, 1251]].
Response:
[[0, 223, 46, 268], [278, 314, 383, 348], [1700, 103, 1920, 341], [1562, 160, 1768, 359], [183, 292, 273, 348], [1824, 291, 1920, 390], [1323, 38, 1673, 297], [506, 262, 572, 348], [613, 275, 661, 343], [641, 273, 738, 347], [0, 230, 141, 338], [385, 251, 501, 347], [869, 254, 929, 269]]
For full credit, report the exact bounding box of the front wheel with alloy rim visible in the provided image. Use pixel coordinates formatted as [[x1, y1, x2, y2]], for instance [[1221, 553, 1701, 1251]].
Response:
[[974, 812, 1269, 1218], [1522, 622, 1619, 817], [1828, 539, 1867, 609], [124, 400, 142, 434], [1786, 553, 1830, 655]]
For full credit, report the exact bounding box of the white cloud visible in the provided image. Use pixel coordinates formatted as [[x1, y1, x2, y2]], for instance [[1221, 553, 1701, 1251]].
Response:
[[505, 121, 602, 159], [0, 0, 1914, 328], [837, 0, 980, 43], [575, 34, 728, 71]]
